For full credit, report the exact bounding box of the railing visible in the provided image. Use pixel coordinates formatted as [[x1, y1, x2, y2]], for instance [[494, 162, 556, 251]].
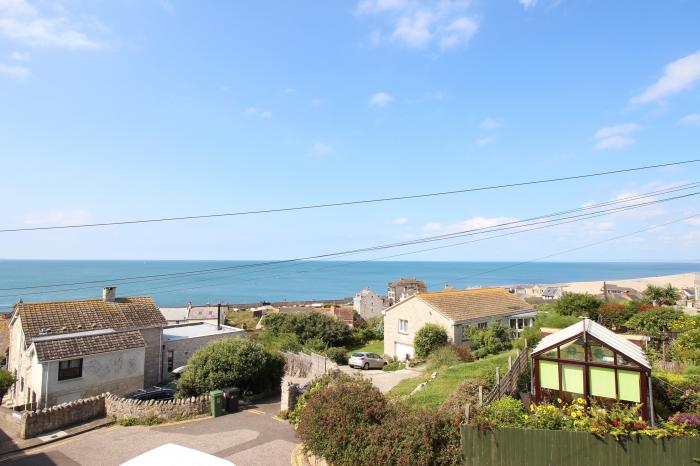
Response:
[[484, 341, 529, 404]]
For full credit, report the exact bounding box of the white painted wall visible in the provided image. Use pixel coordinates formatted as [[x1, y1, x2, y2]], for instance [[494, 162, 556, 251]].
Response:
[[383, 297, 452, 359]]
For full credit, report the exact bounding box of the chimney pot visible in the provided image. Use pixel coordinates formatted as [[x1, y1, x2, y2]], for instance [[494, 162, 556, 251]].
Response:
[[103, 286, 116, 303]]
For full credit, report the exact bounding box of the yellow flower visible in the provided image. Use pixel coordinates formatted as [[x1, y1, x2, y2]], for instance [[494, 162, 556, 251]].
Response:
[[530, 405, 535, 412], [523, 415, 529, 420], [557, 398, 563, 404]]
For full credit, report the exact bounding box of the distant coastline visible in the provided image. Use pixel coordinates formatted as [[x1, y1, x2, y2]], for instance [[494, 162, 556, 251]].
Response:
[[0, 260, 697, 308]]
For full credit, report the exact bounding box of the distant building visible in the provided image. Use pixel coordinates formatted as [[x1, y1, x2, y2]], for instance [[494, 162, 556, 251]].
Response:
[[159, 304, 226, 326], [7, 287, 166, 408], [353, 289, 386, 319], [387, 277, 427, 306], [601, 284, 642, 302], [317, 305, 355, 327], [542, 287, 563, 300], [161, 322, 245, 381], [383, 288, 535, 360]]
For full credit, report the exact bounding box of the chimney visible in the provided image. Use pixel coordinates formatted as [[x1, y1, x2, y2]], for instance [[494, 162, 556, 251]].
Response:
[[217, 303, 222, 330], [103, 286, 116, 303]]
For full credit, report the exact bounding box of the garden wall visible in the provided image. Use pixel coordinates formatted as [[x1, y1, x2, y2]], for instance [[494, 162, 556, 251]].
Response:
[[104, 393, 210, 420], [461, 426, 700, 466]]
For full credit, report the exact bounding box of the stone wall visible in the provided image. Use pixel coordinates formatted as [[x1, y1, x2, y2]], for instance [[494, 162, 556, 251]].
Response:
[[18, 392, 211, 439], [20, 395, 106, 439], [104, 393, 210, 420], [282, 352, 337, 379], [140, 327, 163, 387]]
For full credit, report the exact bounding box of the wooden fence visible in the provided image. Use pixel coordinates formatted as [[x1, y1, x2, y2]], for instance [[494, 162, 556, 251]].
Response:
[[461, 426, 700, 466], [484, 342, 529, 404]]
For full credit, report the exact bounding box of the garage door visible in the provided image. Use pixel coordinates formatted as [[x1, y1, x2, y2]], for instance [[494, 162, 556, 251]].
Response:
[[395, 342, 414, 361]]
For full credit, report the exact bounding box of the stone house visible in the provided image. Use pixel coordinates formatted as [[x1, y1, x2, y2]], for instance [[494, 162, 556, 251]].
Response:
[[387, 277, 427, 306], [383, 288, 535, 360], [353, 289, 386, 319], [6, 286, 166, 408], [161, 322, 245, 381]]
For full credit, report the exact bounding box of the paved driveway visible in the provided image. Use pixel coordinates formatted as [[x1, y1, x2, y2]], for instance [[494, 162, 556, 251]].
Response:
[[2, 398, 299, 466], [339, 365, 422, 393]]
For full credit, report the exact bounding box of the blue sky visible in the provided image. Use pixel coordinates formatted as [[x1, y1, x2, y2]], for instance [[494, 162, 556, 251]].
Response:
[[0, 0, 699, 262]]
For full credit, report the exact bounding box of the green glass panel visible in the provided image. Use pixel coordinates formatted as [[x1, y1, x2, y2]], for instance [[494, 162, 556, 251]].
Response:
[[559, 338, 585, 361], [561, 364, 584, 394], [589, 366, 616, 399], [539, 360, 559, 390], [617, 370, 640, 402]]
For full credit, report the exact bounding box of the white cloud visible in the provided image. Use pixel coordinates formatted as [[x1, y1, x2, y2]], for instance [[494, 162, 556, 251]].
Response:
[[475, 136, 494, 145], [311, 97, 325, 107], [631, 50, 700, 104], [423, 216, 518, 235], [519, 0, 537, 7], [685, 218, 700, 227], [480, 117, 501, 130], [369, 91, 394, 108], [259, 111, 272, 119], [21, 209, 90, 226], [438, 16, 478, 49], [679, 113, 700, 127], [312, 142, 334, 156], [0, 62, 29, 79], [0, 0, 103, 49], [9, 50, 28, 60], [593, 123, 639, 150], [245, 107, 272, 120], [358, 0, 478, 50], [391, 217, 408, 225]]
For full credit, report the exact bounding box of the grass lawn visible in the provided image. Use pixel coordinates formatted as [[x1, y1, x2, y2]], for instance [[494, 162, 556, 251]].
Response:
[[388, 350, 516, 408], [347, 340, 384, 356], [225, 311, 260, 330]]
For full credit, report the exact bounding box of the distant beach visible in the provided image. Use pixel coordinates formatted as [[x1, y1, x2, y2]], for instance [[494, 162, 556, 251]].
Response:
[[0, 260, 698, 308]]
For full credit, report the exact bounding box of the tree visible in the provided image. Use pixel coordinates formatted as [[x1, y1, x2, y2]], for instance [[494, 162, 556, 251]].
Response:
[[642, 284, 681, 307], [261, 311, 353, 347], [626, 306, 686, 338], [554, 292, 602, 318], [414, 323, 448, 359], [597, 303, 627, 330], [176, 338, 284, 397], [671, 329, 700, 364]]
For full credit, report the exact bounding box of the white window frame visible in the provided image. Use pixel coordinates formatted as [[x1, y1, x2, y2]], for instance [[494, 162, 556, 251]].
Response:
[[398, 319, 408, 334]]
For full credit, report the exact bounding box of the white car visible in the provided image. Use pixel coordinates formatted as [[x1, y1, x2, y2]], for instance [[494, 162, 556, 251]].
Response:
[[348, 352, 387, 370]]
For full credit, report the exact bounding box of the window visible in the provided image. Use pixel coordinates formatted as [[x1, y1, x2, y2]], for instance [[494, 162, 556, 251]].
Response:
[[167, 350, 175, 372], [559, 338, 585, 361], [477, 322, 488, 330], [398, 319, 408, 334], [588, 341, 614, 364], [58, 359, 83, 381]]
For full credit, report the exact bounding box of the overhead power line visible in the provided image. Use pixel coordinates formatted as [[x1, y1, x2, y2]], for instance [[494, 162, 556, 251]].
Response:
[[1, 182, 695, 293], [1, 159, 698, 234], [3, 185, 698, 299]]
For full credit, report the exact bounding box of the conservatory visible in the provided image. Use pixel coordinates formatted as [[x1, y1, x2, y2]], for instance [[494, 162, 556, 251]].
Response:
[[531, 318, 653, 420]]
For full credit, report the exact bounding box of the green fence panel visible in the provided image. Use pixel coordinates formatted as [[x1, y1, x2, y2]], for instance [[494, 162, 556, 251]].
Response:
[[461, 426, 700, 466]]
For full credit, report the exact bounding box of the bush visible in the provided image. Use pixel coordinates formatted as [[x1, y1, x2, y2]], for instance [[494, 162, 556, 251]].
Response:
[[261, 311, 354, 347], [414, 324, 448, 359], [597, 303, 627, 330], [354, 327, 378, 343], [554, 293, 602, 318], [325, 347, 348, 365], [535, 309, 580, 329], [468, 324, 512, 358], [652, 372, 700, 417], [295, 378, 461, 465], [0, 369, 16, 399], [382, 360, 404, 371], [117, 416, 164, 426], [426, 345, 462, 371], [367, 316, 384, 340], [439, 379, 486, 424], [251, 331, 302, 353], [303, 337, 327, 353], [176, 338, 284, 397], [626, 307, 687, 338], [671, 329, 700, 364], [481, 396, 525, 428]]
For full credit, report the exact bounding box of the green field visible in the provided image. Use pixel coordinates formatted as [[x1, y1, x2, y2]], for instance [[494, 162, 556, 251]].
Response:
[[347, 340, 384, 356], [388, 351, 515, 407]]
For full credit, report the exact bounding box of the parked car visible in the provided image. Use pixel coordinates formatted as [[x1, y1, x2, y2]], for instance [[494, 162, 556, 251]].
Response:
[[126, 386, 175, 401], [348, 352, 387, 370]]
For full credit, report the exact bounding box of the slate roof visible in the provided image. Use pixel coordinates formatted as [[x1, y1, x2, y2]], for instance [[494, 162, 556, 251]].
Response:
[[388, 277, 426, 288], [33, 329, 145, 362], [411, 287, 534, 322], [16, 296, 165, 340]]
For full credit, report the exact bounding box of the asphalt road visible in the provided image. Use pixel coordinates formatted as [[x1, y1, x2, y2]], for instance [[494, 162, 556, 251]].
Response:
[[2, 398, 299, 466]]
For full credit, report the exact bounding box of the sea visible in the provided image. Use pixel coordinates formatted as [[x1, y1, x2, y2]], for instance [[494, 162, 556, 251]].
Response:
[[0, 260, 698, 309]]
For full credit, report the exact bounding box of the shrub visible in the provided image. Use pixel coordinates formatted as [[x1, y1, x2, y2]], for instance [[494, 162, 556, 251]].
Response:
[[671, 329, 700, 364], [251, 331, 302, 353], [117, 416, 164, 426], [468, 324, 512, 358], [382, 360, 404, 372], [354, 327, 378, 343], [426, 345, 461, 371], [176, 338, 284, 397], [626, 307, 687, 338], [554, 293, 602, 318], [0, 369, 16, 399], [303, 337, 327, 353], [261, 311, 354, 347], [481, 396, 525, 428], [597, 303, 627, 330], [652, 372, 700, 417], [521, 324, 542, 348], [439, 379, 486, 424], [414, 324, 448, 359], [325, 347, 348, 365], [367, 316, 384, 340], [295, 377, 461, 465], [534, 309, 580, 329]]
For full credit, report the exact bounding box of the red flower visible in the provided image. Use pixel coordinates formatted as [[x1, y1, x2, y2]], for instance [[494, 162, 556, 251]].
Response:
[[612, 420, 620, 427]]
